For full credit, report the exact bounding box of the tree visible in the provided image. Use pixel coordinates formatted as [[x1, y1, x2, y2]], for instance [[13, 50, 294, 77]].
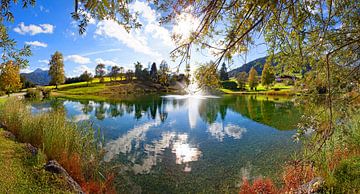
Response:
[[134, 61, 143, 80], [141, 68, 150, 80], [150, 62, 158, 82], [119, 66, 125, 80], [248, 67, 258, 90], [0, 61, 22, 95], [219, 62, 229, 81], [158, 60, 170, 87], [195, 61, 220, 92], [185, 63, 191, 85], [110, 65, 120, 81], [125, 69, 134, 81], [236, 72, 248, 90], [80, 71, 93, 86], [48, 51, 65, 89], [95, 63, 106, 82], [261, 62, 275, 88]]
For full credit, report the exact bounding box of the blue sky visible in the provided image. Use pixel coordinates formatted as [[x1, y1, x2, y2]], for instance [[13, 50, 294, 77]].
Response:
[[6, 0, 267, 77]]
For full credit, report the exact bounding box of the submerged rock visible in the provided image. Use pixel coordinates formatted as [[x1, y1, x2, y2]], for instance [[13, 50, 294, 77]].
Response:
[[44, 160, 84, 194]]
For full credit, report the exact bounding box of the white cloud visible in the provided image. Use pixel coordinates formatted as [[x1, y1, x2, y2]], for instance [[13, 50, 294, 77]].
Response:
[[14, 22, 54, 35], [39, 5, 49, 13], [95, 20, 161, 58], [65, 55, 91, 64], [82, 48, 122, 56], [95, 58, 118, 67], [129, 1, 173, 47], [72, 64, 94, 77], [38, 59, 49, 64], [25, 41, 48, 47]]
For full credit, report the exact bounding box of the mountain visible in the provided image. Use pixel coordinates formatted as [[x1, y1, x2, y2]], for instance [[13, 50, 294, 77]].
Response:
[[21, 68, 51, 86], [228, 56, 274, 77]]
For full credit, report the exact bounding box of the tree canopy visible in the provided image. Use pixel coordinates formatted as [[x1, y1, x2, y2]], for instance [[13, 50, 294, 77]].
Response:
[[48, 51, 65, 89], [0, 61, 22, 95], [248, 67, 258, 90]]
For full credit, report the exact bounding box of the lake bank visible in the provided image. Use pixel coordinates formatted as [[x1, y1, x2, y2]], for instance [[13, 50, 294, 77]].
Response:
[[0, 128, 73, 193]]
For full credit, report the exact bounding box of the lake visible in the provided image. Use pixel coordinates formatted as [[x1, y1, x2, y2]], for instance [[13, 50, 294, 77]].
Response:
[[31, 95, 301, 193]]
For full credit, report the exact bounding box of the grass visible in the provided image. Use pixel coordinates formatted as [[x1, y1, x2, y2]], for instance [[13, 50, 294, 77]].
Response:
[[0, 98, 111, 193], [0, 128, 72, 193], [221, 82, 295, 95], [0, 98, 6, 104]]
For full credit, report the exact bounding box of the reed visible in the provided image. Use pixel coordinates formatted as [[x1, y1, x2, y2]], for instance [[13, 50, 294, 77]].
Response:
[[0, 98, 110, 192]]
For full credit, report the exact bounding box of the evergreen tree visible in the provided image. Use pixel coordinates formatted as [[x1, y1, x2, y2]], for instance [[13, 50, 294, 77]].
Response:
[[248, 67, 258, 90], [48, 51, 65, 89], [150, 62, 158, 82], [95, 63, 106, 82], [261, 62, 275, 88], [219, 62, 229, 81]]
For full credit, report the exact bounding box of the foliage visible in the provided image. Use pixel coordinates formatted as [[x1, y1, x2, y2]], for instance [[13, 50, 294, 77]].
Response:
[[332, 157, 360, 192], [195, 62, 220, 92], [239, 177, 277, 194], [134, 61, 143, 79], [95, 63, 106, 83], [236, 71, 248, 90], [248, 67, 258, 90], [150, 62, 158, 82], [79, 71, 93, 86], [25, 87, 51, 99], [158, 60, 170, 87], [125, 69, 134, 81], [184, 63, 191, 85], [48, 51, 65, 89], [221, 81, 237, 90], [261, 62, 275, 88], [219, 62, 229, 81], [0, 98, 110, 192], [0, 25, 32, 69], [0, 61, 22, 95], [109, 66, 120, 81]]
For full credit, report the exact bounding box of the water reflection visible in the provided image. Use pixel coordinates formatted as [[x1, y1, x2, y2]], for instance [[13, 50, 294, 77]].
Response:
[[208, 122, 247, 142], [31, 95, 301, 193]]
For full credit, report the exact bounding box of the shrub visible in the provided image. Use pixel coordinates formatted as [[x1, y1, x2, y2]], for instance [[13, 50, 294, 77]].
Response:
[[25, 88, 42, 99], [221, 81, 238, 90], [332, 157, 360, 192], [25, 87, 52, 99], [239, 177, 277, 194]]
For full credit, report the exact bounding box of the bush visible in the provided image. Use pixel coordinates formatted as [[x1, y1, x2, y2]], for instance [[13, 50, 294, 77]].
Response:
[[0, 90, 5, 96], [0, 98, 110, 192], [25, 88, 42, 99], [25, 87, 52, 99], [333, 157, 360, 192], [221, 81, 238, 90]]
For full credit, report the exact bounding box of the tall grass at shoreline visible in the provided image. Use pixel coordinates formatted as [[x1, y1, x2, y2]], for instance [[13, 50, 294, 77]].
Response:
[[0, 98, 113, 193]]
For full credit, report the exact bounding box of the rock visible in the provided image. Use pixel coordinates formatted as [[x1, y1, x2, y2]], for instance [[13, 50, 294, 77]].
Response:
[[2, 130, 15, 140], [24, 143, 38, 156], [297, 177, 324, 194], [44, 160, 85, 194]]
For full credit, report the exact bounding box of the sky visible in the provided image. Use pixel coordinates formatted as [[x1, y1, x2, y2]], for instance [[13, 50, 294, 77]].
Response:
[[6, 0, 267, 77]]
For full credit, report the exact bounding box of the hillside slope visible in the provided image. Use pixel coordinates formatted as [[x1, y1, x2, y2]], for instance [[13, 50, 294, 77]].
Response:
[[21, 68, 51, 86]]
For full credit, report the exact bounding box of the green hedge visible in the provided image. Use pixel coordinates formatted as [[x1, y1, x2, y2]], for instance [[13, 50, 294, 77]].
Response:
[[221, 81, 238, 90]]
